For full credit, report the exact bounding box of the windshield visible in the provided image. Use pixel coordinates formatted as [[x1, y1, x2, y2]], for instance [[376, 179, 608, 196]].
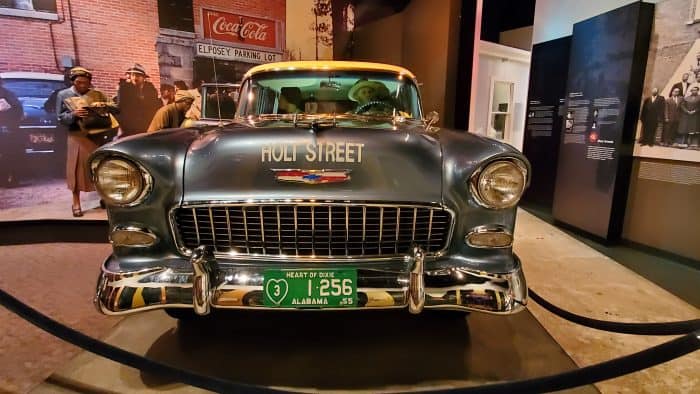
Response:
[[235, 70, 423, 120], [2, 79, 65, 98]]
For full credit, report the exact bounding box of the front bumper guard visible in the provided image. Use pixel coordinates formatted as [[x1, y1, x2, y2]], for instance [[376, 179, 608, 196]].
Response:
[[95, 246, 527, 315]]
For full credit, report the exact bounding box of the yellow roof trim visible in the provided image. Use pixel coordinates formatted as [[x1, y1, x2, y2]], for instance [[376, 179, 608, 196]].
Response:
[[244, 61, 416, 80]]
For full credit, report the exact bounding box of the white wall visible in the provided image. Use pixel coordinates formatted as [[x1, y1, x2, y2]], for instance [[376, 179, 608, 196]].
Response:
[[533, 0, 660, 44], [472, 41, 531, 151]]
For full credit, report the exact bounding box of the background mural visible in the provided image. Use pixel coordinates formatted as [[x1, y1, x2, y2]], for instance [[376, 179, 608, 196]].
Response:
[[634, 0, 700, 163], [0, 0, 298, 221]]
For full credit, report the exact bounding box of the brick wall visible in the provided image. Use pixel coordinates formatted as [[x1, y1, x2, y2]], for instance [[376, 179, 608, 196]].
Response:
[[0, 0, 286, 97], [0, 1, 160, 97]]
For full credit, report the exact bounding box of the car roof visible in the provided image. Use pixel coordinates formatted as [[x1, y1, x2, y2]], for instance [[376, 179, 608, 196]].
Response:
[[244, 61, 417, 80], [0, 71, 64, 81]]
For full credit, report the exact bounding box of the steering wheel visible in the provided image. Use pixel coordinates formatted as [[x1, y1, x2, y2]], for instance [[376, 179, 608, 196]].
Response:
[[354, 100, 394, 114]]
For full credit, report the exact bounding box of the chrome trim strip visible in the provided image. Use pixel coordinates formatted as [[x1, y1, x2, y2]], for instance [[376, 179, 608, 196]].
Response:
[[208, 207, 217, 252], [168, 201, 456, 263], [379, 206, 384, 248], [395, 207, 400, 255], [428, 209, 434, 250], [361, 206, 367, 255], [411, 208, 417, 245], [293, 205, 299, 256], [192, 208, 200, 245], [225, 208, 232, 246], [259, 206, 266, 254], [328, 205, 332, 256], [311, 205, 315, 252], [276, 205, 282, 250], [345, 206, 349, 256], [242, 206, 250, 254]]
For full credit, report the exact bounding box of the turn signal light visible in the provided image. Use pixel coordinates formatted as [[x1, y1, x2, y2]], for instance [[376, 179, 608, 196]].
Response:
[[465, 228, 513, 248], [110, 227, 157, 247]]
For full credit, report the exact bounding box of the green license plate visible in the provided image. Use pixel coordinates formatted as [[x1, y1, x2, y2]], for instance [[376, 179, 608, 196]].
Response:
[[263, 269, 357, 308]]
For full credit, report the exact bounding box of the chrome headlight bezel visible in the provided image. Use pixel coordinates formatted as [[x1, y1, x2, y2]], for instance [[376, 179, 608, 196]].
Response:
[[92, 156, 153, 207], [469, 158, 528, 209]]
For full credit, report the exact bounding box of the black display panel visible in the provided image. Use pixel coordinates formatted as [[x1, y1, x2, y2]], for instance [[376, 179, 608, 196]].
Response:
[[552, 2, 654, 240], [522, 36, 571, 209]]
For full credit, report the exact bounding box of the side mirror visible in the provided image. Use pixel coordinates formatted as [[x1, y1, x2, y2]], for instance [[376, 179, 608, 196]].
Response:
[[425, 111, 440, 129]]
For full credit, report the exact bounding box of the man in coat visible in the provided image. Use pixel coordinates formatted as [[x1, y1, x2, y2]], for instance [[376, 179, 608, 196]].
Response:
[[639, 88, 665, 146], [116, 63, 160, 137], [146, 89, 195, 132], [664, 87, 682, 146], [670, 73, 691, 97]]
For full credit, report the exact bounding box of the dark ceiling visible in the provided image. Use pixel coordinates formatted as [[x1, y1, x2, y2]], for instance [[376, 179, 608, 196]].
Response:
[[481, 0, 536, 43]]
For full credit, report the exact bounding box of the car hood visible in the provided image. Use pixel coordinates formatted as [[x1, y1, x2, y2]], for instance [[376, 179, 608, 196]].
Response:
[[182, 125, 443, 204]]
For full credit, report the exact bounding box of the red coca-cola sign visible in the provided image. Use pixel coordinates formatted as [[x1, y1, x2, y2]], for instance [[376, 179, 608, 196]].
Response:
[[202, 9, 277, 49]]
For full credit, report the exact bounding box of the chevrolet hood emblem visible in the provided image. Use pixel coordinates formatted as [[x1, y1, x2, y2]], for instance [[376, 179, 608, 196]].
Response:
[[272, 169, 351, 184]]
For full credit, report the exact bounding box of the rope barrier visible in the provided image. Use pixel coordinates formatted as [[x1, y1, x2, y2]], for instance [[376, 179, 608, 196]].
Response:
[[0, 286, 698, 394], [529, 288, 700, 335], [0, 287, 281, 394]]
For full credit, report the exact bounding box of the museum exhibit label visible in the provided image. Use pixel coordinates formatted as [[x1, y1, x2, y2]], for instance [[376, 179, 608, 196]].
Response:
[[552, 2, 654, 240], [522, 36, 571, 208]]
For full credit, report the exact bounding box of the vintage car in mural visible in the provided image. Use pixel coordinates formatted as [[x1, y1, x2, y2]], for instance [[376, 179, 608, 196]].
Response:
[[90, 61, 530, 319], [0, 72, 67, 182]]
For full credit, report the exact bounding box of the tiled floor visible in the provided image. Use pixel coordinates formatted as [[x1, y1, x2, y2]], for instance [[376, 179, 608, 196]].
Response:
[[0, 244, 122, 393]]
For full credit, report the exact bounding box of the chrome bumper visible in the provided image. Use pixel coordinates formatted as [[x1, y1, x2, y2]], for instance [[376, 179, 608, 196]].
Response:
[[95, 246, 527, 315]]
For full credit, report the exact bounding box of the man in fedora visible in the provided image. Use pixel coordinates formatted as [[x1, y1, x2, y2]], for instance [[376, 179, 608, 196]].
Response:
[[116, 63, 160, 137]]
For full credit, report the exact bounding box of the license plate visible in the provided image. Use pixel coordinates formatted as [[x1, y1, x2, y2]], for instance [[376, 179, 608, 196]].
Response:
[[263, 269, 357, 308], [29, 133, 54, 144]]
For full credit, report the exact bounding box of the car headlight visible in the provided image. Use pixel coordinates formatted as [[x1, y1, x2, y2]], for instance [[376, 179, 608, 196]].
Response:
[[94, 158, 152, 206], [470, 159, 527, 209]]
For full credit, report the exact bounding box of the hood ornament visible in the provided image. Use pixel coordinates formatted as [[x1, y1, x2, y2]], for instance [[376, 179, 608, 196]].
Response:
[[272, 169, 351, 184]]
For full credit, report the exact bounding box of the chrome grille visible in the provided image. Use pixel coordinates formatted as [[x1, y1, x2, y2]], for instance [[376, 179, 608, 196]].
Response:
[[173, 203, 453, 258]]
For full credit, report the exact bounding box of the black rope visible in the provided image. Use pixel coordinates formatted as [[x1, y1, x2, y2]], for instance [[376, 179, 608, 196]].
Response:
[[529, 288, 700, 335], [435, 330, 699, 394], [0, 287, 281, 394], [0, 286, 698, 394]]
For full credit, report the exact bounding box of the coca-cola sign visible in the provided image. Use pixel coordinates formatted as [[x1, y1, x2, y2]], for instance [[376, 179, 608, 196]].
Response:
[[202, 9, 278, 49]]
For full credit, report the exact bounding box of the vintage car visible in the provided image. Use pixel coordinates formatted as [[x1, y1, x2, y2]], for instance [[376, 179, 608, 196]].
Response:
[[91, 61, 529, 319], [0, 72, 67, 168]]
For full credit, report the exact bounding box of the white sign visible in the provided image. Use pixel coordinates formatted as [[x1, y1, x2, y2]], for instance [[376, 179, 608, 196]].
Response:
[[195, 42, 282, 64], [261, 143, 365, 163]]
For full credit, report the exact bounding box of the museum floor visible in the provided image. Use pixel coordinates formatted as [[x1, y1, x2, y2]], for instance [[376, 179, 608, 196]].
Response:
[[0, 210, 697, 393]]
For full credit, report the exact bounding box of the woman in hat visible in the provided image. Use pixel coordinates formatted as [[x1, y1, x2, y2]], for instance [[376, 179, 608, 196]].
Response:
[[56, 67, 117, 217]]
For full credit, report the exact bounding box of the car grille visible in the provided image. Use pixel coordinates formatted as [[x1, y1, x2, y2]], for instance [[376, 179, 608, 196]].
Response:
[[172, 203, 453, 258]]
